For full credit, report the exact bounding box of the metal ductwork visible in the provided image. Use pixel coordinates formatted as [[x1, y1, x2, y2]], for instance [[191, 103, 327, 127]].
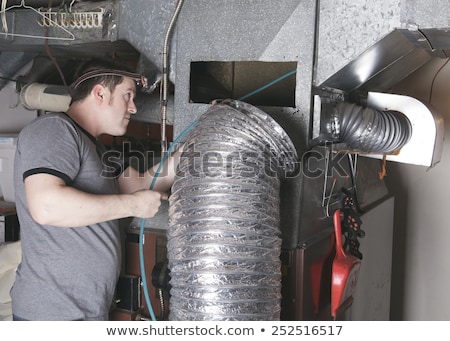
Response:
[[2, 0, 65, 6], [312, 91, 444, 167], [167, 100, 298, 320], [365, 92, 444, 167], [0, 51, 35, 90]]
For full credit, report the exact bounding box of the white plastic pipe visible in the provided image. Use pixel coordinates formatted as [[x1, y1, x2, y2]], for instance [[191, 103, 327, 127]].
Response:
[[20, 83, 71, 112]]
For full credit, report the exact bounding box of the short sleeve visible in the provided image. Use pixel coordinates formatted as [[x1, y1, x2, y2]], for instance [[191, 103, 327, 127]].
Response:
[[17, 114, 81, 184]]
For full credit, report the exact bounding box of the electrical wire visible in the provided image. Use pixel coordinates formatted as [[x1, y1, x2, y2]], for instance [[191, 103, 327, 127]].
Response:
[[44, 0, 75, 97], [139, 116, 199, 321], [238, 69, 297, 101], [428, 57, 449, 104]]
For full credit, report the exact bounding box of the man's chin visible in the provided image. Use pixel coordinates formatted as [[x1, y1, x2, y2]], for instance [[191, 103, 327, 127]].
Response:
[[112, 129, 127, 137]]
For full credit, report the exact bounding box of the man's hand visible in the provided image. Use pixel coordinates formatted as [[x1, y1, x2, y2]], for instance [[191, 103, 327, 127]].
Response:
[[129, 189, 169, 218]]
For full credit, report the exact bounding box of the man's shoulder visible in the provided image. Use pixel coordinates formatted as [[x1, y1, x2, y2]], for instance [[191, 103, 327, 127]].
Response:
[[20, 113, 75, 135], [18, 113, 81, 150], [30, 112, 71, 125]]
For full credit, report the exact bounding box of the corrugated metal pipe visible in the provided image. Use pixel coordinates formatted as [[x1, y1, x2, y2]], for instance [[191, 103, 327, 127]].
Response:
[[167, 99, 298, 321], [321, 101, 412, 153]]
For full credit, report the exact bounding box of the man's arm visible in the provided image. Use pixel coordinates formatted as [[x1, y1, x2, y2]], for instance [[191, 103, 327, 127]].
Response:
[[118, 147, 183, 194], [24, 173, 167, 227]]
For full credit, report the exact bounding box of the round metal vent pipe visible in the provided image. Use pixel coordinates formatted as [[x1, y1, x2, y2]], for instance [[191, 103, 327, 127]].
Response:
[[167, 100, 298, 321]]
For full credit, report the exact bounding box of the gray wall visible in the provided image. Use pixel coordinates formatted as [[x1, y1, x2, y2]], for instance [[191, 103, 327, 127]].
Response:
[[387, 57, 450, 320]]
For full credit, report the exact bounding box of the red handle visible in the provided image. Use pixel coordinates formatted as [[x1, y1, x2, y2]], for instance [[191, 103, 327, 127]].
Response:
[[333, 209, 346, 258]]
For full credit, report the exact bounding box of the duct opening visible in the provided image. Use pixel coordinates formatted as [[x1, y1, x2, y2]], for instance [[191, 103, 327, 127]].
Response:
[[189, 61, 297, 107], [167, 99, 298, 321]]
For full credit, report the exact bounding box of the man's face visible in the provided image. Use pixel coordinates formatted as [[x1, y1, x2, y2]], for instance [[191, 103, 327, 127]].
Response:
[[102, 77, 137, 136]]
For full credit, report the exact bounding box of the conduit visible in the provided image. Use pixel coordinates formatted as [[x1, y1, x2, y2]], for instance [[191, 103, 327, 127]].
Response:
[[167, 99, 298, 321], [160, 0, 185, 153]]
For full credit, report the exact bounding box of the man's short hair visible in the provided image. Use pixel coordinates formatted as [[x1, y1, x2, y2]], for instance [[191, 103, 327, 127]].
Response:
[[70, 59, 136, 103]]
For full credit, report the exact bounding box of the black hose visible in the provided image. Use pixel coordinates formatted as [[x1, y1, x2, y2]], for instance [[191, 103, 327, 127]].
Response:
[[329, 102, 412, 154]]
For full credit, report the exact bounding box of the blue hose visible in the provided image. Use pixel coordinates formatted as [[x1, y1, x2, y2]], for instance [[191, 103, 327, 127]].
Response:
[[238, 69, 297, 101], [139, 117, 199, 321]]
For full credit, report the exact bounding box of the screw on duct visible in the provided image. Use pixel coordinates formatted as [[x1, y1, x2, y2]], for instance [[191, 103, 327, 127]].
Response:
[[167, 99, 298, 321]]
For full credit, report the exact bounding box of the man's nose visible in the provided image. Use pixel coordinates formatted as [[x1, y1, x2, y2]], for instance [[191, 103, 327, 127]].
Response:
[[128, 100, 137, 114]]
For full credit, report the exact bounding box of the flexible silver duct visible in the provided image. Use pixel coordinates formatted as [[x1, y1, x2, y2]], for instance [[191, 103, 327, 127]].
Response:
[[167, 100, 297, 321]]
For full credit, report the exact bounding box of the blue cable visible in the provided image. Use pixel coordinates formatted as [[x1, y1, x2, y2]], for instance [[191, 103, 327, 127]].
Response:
[[139, 117, 199, 321], [238, 69, 297, 101]]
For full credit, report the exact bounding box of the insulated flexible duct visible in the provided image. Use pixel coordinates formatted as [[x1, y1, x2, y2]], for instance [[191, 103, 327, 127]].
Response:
[[325, 101, 412, 153], [167, 100, 297, 321]]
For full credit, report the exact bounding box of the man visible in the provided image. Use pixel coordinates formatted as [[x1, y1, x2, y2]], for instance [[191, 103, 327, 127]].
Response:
[[10, 59, 180, 320]]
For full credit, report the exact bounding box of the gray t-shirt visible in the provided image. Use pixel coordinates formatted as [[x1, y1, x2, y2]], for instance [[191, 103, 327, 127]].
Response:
[[11, 113, 123, 320]]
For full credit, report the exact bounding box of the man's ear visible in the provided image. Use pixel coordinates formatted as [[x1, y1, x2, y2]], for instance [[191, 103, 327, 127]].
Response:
[[92, 83, 106, 103]]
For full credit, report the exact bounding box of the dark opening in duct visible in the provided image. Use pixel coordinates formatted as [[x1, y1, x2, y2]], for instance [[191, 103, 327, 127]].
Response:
[[167, 100, 298, 321]]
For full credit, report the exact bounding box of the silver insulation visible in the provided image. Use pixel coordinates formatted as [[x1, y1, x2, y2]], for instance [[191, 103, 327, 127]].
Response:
[[167, 100, 298, 321]]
